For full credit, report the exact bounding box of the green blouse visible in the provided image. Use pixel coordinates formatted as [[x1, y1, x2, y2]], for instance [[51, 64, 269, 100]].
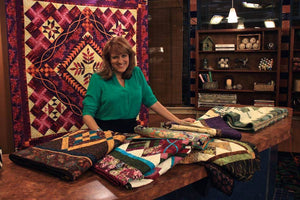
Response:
[[82, 67, 157, 120]]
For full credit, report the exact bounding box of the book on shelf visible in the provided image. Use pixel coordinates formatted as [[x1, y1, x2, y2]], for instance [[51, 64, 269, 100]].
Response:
[[198, 93, 237, 107], [198, 102, 237, 107], [215, 44, 235, 51], [215, 44, 235, 48], [253, 99, 274, 107], [215, 47, 235, 51]]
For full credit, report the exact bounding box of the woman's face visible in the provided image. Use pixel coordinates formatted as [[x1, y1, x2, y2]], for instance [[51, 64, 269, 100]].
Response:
[[110, 52, 129, 76]]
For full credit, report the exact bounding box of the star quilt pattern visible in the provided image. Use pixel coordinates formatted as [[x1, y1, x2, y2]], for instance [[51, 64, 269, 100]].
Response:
[[5, 0, 149, 150]]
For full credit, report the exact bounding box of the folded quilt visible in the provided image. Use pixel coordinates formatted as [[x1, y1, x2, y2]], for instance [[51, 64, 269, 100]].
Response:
[[134, 125, 210, 149], [180, 138, 260, 182], [200, 106, 288, 132], [163, 121, 220, 137], [163, 116, 241, 140], [93, 138, 191, 189], [9, 130, 125, 181]]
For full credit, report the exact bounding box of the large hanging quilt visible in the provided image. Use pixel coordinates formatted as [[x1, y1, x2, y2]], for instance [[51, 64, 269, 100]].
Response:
[[5, 0, 149, 150]]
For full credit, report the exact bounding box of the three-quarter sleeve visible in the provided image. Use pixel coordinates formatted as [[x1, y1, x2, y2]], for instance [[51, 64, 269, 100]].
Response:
[[82, 74, 102, 117], [136, 67, 157, 107]]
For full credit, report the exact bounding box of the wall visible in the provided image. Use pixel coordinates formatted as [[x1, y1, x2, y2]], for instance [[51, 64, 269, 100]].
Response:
[[0, 0, 14, 153]]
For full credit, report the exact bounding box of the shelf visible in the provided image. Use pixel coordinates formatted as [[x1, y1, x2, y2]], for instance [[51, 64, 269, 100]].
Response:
[[288, 26, 300, 109], [198, 89, 275, 93], [293, 110, 300, 116], [195, 28, 281, 111], [198, 69, 276, 73], [199, 50, 277, 53]]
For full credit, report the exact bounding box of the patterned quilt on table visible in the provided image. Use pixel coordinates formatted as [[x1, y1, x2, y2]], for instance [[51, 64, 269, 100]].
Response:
[[93, 138, 191, 189], [5, 0, 149, 150], [162, 116, 241, 140], [200, 106, 288, 132], [180, 138, 260, 181], [9, 129, 125, 181], [134, 125, 210, 149], [180, 138, 260, 195]]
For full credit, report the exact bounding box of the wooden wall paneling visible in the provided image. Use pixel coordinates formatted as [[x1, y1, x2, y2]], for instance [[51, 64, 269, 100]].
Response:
[[0, 0, 14, 153]]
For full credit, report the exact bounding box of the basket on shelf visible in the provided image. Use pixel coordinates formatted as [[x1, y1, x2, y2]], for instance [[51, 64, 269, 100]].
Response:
[[237, 34, 261, 50], [202, 81, 218, 89], [254, 82, 274, 91]]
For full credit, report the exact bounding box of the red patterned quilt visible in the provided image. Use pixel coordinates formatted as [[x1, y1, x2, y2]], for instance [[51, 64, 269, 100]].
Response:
[[5, 0, 148, 150]]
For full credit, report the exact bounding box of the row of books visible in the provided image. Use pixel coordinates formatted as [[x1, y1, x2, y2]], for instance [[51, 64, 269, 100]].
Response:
[[215, 44, 235, 51], [198, 93, 237, 107]]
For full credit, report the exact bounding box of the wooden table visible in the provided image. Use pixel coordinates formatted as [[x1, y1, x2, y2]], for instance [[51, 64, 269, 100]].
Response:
[[0, 108, 293, 200]]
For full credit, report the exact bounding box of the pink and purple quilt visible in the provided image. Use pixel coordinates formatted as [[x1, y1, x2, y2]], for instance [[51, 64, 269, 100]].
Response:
[[5, 0, 149, 150]]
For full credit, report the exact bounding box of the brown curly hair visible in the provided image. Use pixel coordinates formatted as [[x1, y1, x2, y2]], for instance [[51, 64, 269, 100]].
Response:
[[99, 36, 136, 80]]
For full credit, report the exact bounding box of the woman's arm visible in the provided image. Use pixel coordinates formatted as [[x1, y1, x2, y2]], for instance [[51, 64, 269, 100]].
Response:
[[150, 101, 195, 124], [83, 115, 101, 131]]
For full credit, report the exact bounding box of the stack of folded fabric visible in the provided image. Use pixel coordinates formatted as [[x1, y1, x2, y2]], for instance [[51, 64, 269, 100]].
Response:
[[9, 129, 125, 181], [93, 137, 191, 189]]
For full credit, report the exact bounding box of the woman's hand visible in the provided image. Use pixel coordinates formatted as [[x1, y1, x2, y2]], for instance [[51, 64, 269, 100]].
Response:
[[176, 118, 196, 125]]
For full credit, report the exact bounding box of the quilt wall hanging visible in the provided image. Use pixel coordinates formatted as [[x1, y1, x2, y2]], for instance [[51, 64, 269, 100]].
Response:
[[5, 0, 149, 150]]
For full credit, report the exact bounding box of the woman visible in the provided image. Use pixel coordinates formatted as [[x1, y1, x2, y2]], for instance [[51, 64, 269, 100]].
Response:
[[82, 36, 195, 133]]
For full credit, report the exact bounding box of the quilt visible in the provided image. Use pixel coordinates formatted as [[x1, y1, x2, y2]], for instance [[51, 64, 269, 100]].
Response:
[[163, 116, 241, 140], [9, 129, 125, 181], [134, 125, 210, 149], [200, 106, 288, 132], [179, 138, 260, 182], [93, 137, 191, 189], [5, 0, 149, 150]]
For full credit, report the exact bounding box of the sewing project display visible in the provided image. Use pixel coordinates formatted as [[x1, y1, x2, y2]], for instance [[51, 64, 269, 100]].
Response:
[[9, 129, 125, 181], [5, 0, 149, 150], [93, 138, 191, 189], [200, 106, 288, 132]]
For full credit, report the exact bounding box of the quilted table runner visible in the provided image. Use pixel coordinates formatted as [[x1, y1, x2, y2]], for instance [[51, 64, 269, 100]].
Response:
[[93, 137, 191, 189], [5, 0, 149, 150], [9, 129, 125, 181], [200, 106, 288, 132]]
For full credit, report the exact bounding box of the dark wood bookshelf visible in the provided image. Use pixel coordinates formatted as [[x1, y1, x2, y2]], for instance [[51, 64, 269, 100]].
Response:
[[195, 28, 281, 110], [288, 26, 300, 115]]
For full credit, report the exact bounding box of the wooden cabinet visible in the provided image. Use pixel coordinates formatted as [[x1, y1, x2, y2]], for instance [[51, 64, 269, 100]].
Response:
[[195, 28, 281, 111], [288, 26, 300, 115]]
